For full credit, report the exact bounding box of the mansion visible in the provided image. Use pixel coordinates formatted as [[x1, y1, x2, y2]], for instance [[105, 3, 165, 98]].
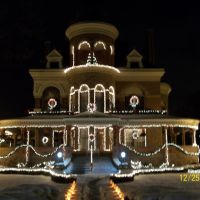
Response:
[[0, 22, 199, 168]]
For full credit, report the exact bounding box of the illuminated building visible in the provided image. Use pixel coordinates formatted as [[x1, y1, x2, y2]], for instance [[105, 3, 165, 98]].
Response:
[[0, 22, 199, 168]]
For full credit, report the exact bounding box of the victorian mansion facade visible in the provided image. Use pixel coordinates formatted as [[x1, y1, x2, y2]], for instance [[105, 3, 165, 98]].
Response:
[[0, 22, 199, 167]]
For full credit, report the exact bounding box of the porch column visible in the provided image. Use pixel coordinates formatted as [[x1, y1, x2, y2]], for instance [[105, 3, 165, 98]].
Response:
[[144, 128, 147, 147], [113, 125, 120, 146], [164, 127, 169, 165], [52, 130, 55, 147], [25, 129, 30, 166], [192, 129, 197, 146]]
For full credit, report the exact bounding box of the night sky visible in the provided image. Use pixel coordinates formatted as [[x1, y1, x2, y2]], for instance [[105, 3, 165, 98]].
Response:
[[0, 1, 200, 119]]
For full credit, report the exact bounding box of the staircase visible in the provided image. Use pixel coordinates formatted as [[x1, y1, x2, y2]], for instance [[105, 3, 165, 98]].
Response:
[[64, 154, 118, 174]]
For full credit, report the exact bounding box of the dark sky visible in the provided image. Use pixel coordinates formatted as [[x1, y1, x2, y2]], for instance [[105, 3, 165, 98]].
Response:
[[0, 1, 200, 119]]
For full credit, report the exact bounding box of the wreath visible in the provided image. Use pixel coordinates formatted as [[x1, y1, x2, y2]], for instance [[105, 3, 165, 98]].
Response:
[[48, 98, 57, 110], [129, 95, 139, 108]]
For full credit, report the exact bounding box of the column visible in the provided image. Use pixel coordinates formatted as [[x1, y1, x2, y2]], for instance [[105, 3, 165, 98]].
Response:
[[52, 130, 55, 147], [144, 128, 147, 147], [25, 129, 30, 166], [192, 129, 197, 146], [164, 127, 169, 165]]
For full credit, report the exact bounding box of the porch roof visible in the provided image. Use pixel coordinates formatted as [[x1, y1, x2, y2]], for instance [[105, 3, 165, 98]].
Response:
[[0, 113, 199, 129]]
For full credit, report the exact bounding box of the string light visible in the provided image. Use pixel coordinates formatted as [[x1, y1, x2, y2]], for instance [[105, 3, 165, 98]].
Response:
[[0, 144, 67, 160], [0, 168, 76, 179], [25, 130, 30, 166], [110, 45, 114, 55], [78, 41, 90, 50], [122, 142, 199, 157], [71, 45, 75, 66], [29, 110, 67, 115], [69, 84, 115, 113], [94, 41, 106, 50], [64, 64, 120, 74], [111, 167, 185, 179]]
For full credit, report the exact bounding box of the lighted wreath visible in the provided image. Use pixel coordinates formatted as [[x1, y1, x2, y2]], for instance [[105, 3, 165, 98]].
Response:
[[132, 129, 139, 139], [87, 103, 97, 113], [42, 136, 49, 144], [48, 98, 57, 110], [129, 95, 139, 108]]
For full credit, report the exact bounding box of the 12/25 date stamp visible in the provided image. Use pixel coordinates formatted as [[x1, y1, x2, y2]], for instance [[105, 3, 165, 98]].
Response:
[[180, 174, 200, 182]]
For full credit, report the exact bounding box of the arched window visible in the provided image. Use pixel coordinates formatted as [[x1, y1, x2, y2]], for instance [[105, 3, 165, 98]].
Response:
[[79, 84, 90, 112], [42, 87, 60, 111], [94, 84, 106, 112]]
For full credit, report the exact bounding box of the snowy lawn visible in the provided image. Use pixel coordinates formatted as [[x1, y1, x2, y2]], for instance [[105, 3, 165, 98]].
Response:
[[118, 173, 200, 200], [0, 174, 69, 200]]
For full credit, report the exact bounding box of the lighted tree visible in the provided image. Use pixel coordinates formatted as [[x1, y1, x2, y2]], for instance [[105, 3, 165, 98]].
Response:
[[86, 53, 92, 65]]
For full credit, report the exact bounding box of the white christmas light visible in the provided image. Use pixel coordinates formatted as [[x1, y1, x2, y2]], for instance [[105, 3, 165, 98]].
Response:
[[0, 144, 67, 160], [71, 45, 75, 66], [25, 130, 30, 166], [64, 64, 120, 74], [122, 142, 199, 157], [0, 168, 76, 179], [5, 130, 13, 136], [111, 167, 184, 179], [94, 41, 106, 50], [0, 138, 5, 144], [110, 45, 114, 55], [78, 41, 90, 50], [69, 84, 115, 113]]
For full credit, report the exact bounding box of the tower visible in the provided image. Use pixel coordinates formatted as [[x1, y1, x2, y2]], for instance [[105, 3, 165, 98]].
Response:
[[65, 22, 119, 66]]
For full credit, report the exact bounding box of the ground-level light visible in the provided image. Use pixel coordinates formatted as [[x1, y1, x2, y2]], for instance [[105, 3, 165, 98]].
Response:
[[121, 151, 126, 159], [57, 152, 63, 159]]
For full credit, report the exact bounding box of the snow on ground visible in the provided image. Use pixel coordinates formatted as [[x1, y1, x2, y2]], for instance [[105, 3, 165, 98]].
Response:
[[0, 174, 69, 200], [1, 173, 200, 200], [118, 173, 200, 200]]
